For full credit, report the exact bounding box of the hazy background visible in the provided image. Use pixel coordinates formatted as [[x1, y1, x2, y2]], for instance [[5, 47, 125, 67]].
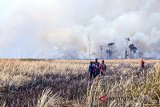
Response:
[[0, 0, 160, 59]]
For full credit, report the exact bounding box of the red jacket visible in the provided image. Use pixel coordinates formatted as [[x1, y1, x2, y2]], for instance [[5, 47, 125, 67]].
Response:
[[141, 59, 145, 68]]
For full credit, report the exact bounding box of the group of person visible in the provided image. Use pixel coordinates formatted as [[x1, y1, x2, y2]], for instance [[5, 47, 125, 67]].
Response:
[[88, 58, 107, 79], [88, 58, 146, 80]]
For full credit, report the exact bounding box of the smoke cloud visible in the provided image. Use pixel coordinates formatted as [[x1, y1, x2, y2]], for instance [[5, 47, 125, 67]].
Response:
[[0, 0, 160, 59]]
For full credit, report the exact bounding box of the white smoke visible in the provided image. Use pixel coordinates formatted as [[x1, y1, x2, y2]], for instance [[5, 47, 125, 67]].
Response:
[[0, 0, 160, 59]]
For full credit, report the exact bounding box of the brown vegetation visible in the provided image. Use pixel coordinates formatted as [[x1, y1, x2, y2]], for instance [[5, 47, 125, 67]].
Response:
[[0, 59, 159, 107]]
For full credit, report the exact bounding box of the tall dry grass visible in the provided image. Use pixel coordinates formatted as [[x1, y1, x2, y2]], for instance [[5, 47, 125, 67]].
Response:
[[0, 59, 159, 107]]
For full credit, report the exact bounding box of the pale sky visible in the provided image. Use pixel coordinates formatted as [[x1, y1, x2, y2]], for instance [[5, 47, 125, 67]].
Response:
[[0, 0, 160, 59]]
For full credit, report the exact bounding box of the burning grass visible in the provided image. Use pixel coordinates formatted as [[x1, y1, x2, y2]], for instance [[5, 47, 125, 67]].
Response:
[[0, 59, 159, 107]]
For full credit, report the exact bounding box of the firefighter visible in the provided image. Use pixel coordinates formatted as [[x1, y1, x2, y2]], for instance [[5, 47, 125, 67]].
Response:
[[88, 61, 95, 79], [100, 60, 107, 76], [95, 62, 100, 78], [141, 59, 145, 68], [95, 58, 99, 66], [92, 58, 100, 78]]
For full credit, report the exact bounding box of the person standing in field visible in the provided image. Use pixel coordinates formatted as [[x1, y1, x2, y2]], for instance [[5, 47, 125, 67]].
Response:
[[100, 60, 107, 76], [88, 61, 95, 79], [95, 62, 100, 78], [141, 59, 145, 68], [92, 58, 101, 78], [95, 58, 99, 66]]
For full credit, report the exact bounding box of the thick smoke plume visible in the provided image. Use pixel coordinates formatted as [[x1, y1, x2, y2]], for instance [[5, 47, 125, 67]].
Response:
[[0, 0, 160, 59]]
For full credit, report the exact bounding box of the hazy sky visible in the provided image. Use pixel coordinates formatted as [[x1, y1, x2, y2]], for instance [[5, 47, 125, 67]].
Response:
[[0, 0, 160, 59]]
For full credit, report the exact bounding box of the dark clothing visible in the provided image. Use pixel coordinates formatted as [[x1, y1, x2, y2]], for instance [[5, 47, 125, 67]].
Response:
[[94, 65, 100, 78], [90, 72, 95, 79], [89, 64, 94, 72], [95, 62, 99, 66], [89, 64, 95, 79]]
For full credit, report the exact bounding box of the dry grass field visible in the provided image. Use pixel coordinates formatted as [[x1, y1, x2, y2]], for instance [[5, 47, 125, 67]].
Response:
[[0, 59, 160, 107]]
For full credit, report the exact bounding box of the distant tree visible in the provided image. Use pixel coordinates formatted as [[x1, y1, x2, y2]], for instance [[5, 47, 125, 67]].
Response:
[[129, 44, 137, 58], [106, 43, 115, 59]]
